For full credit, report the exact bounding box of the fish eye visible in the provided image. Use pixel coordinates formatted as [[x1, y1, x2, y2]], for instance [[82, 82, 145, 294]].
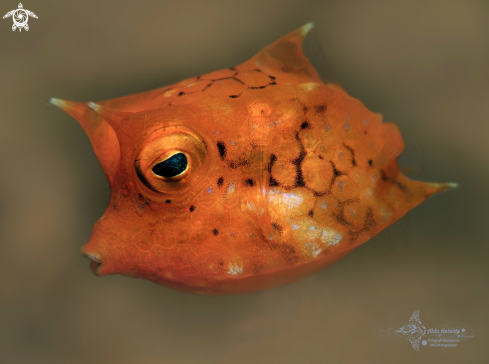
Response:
[[152, 152, 188, 178], [134, 126, 209, 198]]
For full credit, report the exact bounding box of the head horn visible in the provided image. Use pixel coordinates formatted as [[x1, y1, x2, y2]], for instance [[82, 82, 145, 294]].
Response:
[[50, 98, 120, 185]]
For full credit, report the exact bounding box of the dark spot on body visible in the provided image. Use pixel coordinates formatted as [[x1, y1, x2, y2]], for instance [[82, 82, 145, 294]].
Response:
[[363, 207, 376, 231], [330, 160, 340, 176], [394, 180, 413, 200], [178, 91, 185, 96], [368, 159, 373, 166], [202, 82, 213, 91], [318, 155, 324, 160], [217, 176, 224, 188], [232, 77, 246, 85], [217, 141, 227, 160], [271, 222, 283, 232], [165, 199, 171, 204], [189, 205, 195, 212], [227, 156, 251, 169], [268, 153, 279, 187], [314, 104, 327, 114], [213, 228, 219, 236], [332, 199, 360, 228], [229, 95, 240, 98], [300, 121, 310, 129], [380, 169, 389, 182], [394, 180, 408, 192], [308, 210, 314, 217], [342, 143, 357, 167], [269, 242, 298, 264], [244, 178, 255, 187], [292, 131, 306, 187]]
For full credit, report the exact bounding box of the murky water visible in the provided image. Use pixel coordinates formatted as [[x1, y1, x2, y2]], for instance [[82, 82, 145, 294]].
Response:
[[0, 1, 487, 363]]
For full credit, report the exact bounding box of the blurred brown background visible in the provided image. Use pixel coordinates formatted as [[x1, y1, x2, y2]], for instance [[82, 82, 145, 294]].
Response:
[[0, 0, 487, 363]]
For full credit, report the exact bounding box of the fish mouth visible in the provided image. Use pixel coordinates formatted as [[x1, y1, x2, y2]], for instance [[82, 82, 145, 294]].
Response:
[[81, 248, 102, 276]]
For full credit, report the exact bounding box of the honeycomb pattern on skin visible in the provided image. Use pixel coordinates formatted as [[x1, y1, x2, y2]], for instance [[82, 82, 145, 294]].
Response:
[[97, 62, 434, 280], [168, 72, 414, 266], [52, 24, 455, 295]]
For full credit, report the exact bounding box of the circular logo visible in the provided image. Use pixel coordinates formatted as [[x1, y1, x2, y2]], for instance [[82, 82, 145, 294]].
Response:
[[12, 9, 28, 27], [422, 340, 427, 345]]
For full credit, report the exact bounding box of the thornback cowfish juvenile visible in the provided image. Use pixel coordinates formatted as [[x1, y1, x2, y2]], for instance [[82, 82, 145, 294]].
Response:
[[51, 24, 456, 295]]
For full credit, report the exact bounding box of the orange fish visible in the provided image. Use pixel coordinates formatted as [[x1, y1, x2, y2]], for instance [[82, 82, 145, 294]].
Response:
[[51, 24, 456, 295]]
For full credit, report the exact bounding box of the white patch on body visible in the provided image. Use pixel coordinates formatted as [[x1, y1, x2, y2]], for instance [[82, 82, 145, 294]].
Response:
[[246, 202, 256, 212], [304, 242, 322, 257], [268, 189, 304, 210], [320, 228, 343, 246], [227, 181, 236, 194], [267, 120, 280, 128], [299, 83, 319, 91], [227, 262, 243, 276]]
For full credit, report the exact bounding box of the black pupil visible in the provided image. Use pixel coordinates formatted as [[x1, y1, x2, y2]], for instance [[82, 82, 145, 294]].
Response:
[[152, 153, 188, 178]]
